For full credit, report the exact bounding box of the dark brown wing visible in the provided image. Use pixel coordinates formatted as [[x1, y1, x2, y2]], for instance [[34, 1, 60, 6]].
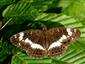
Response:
[[10, 29, 47, 57], [10, 28, 80, 58], [45, 28, 80, 57]]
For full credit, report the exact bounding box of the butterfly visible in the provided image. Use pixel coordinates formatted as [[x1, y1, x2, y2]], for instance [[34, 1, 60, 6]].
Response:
[[10, 28, 80, 58]]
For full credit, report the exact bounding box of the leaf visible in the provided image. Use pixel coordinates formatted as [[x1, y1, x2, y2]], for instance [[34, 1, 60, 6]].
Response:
[[2, 0, 58, 17], [34, 13, 82, 28], [11, 52, 52, 64], [0, 0, 13, 8], [58, 0, 74, 9], [0, 38, 20, 62], [62, 0, 85, 21], [57, 42, 85, 64]]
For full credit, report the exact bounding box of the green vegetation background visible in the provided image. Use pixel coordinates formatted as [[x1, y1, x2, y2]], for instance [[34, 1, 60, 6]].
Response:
[[0, 0, 85, 64]]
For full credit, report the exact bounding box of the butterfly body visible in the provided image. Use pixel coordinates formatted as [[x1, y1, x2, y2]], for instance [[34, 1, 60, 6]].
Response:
[[10, 28, 80, 58]]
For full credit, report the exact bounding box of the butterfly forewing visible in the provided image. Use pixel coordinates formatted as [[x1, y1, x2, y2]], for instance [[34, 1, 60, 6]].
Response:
[[10, 28, 80, 58]]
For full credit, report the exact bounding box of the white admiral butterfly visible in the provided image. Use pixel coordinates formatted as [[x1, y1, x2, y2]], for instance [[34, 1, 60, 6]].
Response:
[[10, 28, 80, 58]]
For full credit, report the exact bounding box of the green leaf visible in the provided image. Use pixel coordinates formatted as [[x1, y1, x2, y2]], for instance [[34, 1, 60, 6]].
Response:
[[3, 0, 58, 17], [58, 0, 74, 9], [63, 0, 85, 20], [0, 38, 20, 62], [0, 0, 13, 8], [34, 13, 82, 28], [11, 52, 52, 64], [57, 41, 85, 64]]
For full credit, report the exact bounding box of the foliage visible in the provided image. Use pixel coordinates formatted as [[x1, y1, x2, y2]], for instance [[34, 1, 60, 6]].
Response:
[[0, 0, 85, 64]]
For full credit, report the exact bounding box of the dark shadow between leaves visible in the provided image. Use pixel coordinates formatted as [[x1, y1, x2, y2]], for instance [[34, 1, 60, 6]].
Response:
[[0, 54, 13, 64], [44, 7, 62, 13]]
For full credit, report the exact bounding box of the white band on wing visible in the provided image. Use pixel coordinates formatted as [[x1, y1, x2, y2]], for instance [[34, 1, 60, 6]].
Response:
[[19, 32, 24, 41], [23, 38, 45, 50], [48, 35, 67, 50], [48, 41, 62, 50], [66, 28, 72, 36]]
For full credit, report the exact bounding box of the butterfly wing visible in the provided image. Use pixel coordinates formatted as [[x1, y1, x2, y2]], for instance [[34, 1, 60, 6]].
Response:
[[46, 28, 80, 57], [10, 29, 47, 57], [10, 28, 80, 58]]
